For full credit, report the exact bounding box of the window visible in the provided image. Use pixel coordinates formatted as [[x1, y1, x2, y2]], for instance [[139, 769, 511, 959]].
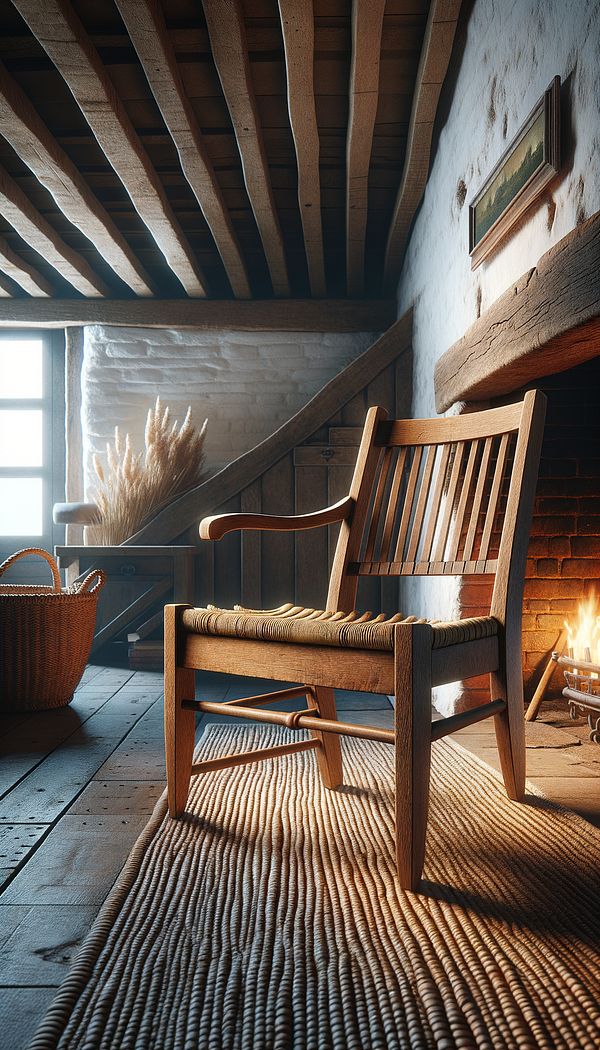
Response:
[[0, 331, 65, 574]]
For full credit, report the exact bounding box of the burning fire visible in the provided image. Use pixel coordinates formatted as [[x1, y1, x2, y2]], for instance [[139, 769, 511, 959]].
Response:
[[564, 594, 600, 666]]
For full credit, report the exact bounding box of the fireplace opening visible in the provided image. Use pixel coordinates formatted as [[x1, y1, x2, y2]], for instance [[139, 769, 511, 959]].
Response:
[[460, 353, 600, 707]]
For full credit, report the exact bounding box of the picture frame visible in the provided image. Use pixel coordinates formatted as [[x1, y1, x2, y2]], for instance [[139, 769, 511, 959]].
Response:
[[469, 75, 560, 268]]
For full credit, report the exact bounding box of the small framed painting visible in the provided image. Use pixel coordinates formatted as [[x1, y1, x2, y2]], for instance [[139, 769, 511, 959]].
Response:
[[469, 75, 560, 268]]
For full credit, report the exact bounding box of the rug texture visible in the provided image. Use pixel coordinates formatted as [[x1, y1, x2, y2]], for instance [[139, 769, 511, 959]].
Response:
[[29, 725, 600, 1050]]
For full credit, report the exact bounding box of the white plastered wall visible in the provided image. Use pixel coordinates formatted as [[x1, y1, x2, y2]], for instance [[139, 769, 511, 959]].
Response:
[[81, 326, 379, 498]]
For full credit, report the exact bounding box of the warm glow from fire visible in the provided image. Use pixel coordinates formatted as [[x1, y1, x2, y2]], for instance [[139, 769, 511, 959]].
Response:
[[565, 595, 600, 665]]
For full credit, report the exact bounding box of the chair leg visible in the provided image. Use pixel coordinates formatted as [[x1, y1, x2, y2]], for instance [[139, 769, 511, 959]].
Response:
[[491, 642, 526, 801], [394, 623, 433, 891], [164, 605, 196, 816], [310, 686, 343, 788]]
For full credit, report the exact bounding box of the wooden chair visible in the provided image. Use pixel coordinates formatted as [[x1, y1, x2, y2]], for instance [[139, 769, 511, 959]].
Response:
[[164, 391, 546, 890]]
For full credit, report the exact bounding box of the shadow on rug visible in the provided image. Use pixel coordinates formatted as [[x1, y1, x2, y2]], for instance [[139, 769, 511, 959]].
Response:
[[29, 725, 600, 1049]]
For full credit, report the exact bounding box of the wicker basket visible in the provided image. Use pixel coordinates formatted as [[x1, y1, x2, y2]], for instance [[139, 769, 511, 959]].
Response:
[[0, 547, 106, 711]]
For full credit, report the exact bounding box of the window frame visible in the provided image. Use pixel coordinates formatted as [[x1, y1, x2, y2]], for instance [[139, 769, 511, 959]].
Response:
[[0, 329, 65, 575]]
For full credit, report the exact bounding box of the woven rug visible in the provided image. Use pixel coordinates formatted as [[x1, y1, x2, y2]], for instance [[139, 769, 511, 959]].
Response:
[[29, 725, 600, 1050]]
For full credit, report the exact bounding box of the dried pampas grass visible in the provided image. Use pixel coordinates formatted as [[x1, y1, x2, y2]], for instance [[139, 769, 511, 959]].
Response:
[[88, 397, 208, 545]]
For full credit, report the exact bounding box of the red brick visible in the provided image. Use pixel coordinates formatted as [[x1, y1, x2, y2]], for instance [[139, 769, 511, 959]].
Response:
[[570, 536, 600, 557], [527, 537, 550, 557], [579, 499, 600, 514], [578, 459, 600, 477], [531, 516, 576, 536], [524, 599, 551, 612], [537, 461, 577, 480], [577, 517, 600, 535], [535, 559, 560, 577], [522, 630, 560, 651], [561, 559, 600, 578], [538, 498, 577, 514], [534, 614, 565, 632], [525, 578, 583, 597], [549, 598, 579, 613], [548, 537, 571, 557]]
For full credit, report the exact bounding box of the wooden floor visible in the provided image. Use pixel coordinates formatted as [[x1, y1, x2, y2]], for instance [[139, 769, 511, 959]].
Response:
[[1, 667, 599, 1050]]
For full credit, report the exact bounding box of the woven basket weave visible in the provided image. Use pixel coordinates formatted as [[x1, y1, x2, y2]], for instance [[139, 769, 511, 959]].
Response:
[[0, 548, 106, 711]]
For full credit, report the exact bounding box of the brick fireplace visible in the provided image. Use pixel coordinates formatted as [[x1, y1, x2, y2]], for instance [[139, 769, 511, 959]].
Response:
[[460, 355, 600, 703]]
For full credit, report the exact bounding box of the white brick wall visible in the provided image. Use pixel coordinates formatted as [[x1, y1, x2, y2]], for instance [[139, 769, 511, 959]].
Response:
[[82, 325, 379, 496]]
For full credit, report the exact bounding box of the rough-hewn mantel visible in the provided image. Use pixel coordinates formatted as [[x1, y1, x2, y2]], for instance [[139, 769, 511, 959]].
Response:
[[435, 210, 600, 412]]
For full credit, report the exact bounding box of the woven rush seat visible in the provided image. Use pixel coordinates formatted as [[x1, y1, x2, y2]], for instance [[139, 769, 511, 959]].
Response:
[[182, 604, 499, 652]]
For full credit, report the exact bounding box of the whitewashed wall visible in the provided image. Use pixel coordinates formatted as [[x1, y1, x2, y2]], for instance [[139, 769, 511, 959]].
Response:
[[81, 325, 379, 496], [396, 0, 600, 708]]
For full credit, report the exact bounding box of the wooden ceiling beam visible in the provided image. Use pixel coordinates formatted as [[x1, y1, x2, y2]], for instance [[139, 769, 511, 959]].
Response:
[[0, 164, 109, 297], [0, 234, 52, 296], [383, 0, 462, 293], [116, 0, 251, 299], [0, 273, 14, 297], [278, 0, 326, 297], [13, 0, 207, 298], [0, 298, 396, 331], [0, 61, 153, 298], [202, 0, 290, 298], [346, 0, 386, 297]]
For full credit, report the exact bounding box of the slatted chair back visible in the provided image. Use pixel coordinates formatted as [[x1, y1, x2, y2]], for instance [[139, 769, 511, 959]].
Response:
[[327, 395, 542, 624]]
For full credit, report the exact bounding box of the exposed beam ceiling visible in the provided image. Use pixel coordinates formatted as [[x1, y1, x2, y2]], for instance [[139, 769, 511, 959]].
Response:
[[0, 0, 463, 305], [384, 0, 462, 292], [202, 0, 290, 298], [115, 0, 251, 298], [0, 59, 154, 296], [13, 0, 207, 297], [0, 163, 108, 296], [0, 233, 52, 295]]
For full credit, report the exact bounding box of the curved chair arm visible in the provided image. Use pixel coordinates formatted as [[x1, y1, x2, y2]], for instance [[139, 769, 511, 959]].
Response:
[[53, 501, 102, 525], [200, 495, 354, 541]]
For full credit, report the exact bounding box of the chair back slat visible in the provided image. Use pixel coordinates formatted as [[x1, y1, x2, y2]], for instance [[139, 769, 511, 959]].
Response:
[[416, 443, 453, 571], [462, 436, 493, 564], [392, 445, 423, 563], [445, 439, 479, 565], [379, 446, 407, 562], [404, 445, 437, 564], [477, 431, 510, 568], [431, 441, 466, 570], [363, 446, 394, 562]]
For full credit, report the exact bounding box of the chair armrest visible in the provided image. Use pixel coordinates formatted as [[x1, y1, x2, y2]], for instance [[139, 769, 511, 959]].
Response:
[[53, 501, 102, 525], [200, 495, 354, 541]]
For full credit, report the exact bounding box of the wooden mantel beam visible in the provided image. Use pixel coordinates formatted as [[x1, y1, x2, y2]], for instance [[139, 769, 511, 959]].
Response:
[[0, 61, 153, 297], [116, 0, 251, 300], [434, 211, 600, 412], [278, 0, 326, 297], [202, 0, 290, 297], [0, 297, 396, 331], [13, 0, 207, 298]]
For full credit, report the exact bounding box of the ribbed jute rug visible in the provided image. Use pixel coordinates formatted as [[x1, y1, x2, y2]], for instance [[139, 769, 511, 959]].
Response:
[[30, 725, 600, 1050]]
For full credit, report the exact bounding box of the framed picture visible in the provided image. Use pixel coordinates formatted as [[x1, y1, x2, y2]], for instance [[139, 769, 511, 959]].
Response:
[[469, 75, 560, 268]]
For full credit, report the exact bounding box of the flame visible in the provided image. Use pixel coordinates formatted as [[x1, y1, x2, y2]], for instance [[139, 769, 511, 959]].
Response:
[[564, 594, 600, 666]]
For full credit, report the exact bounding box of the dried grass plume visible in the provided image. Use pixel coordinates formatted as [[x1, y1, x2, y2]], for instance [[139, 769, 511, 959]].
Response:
[[88, 397, 208, 544]]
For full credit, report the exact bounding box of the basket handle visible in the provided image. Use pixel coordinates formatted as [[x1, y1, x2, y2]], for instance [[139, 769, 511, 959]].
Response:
[[0, 547, 62, 591], [77, 568, 107, 594]]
